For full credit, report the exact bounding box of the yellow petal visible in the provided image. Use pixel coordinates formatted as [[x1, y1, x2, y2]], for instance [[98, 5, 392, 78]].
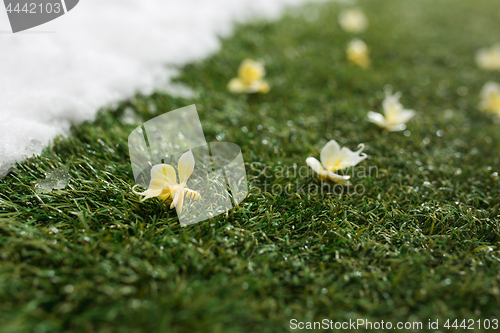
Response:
[[347, 39, 370, 68], [480, 81, 500, 113], [151, 164, 177, 186], [238, 59, 265, 82], [258, 80, 270, 94], [476, 45, 500, 70], [158, 188, 172, 202], [228, 78, 245, 93]]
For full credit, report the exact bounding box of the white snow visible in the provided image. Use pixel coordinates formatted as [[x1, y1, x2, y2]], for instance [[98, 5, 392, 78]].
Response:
[[0, 0, 321, 178]]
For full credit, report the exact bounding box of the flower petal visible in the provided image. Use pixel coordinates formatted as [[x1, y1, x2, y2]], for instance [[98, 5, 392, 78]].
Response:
[[338, 8, 368, 33], [175, 193, 185, 214], [238, 59, 265, 82], [334, 144, 367, 170], [257, 80, 270, 94], [391, 109, 415, 125], [480, 82, 500, 113], [158, 189, 172, 202], [326, 172, 352, 186], [367, 111, 387, 128], [306, 157, 327, 178], [178, 150, 195, 184], [170, 181, 186, 214], [132, 184, 164, 202], [382, 91, 403, 118], [320, 140, 341, 171], [151, 164, 177, 186], [228, 78, 245, 93], [387, 124, 407, 132]]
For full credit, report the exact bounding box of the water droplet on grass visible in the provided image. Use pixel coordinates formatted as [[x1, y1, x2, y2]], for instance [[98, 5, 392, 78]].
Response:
[[35, 168, 70, 193]]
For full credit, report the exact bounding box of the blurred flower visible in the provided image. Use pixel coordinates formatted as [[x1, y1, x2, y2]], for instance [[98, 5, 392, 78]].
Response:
[[479, 81, 500, 116], [347, 39, 371, 68], [132, 150, 200, 213], [228, 59, 270, 94], [306, 140, 367, 185], [368, 90, 415, 131], [475, 44, 500, 70], [338, 8, 368, 33]]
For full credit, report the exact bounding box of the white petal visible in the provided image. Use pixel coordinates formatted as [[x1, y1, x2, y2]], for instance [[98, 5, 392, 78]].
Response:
[[175, 193, 185, 215], [306, 157, 327, 177], [334, 145, 367, 170], [141, 189, 163, 201], [326, 172, 352, 186], [132, 183, 164, 202], [149, 178, 167, 190], [367, 111, 387, 127], [382, 91, 403, 116], [480, 81, 500, 99], [387, 124, 407, 132], [392, 109, 415, 124], [178, 150, 195, 183], [338, 8, 368, 33], [151, 164, 177, 186], [170, 182, 186, 214], [320, 140, 341, 171]]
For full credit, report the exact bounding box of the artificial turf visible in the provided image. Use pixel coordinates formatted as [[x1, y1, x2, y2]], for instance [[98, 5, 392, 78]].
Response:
[[1, 0, 500, 332]]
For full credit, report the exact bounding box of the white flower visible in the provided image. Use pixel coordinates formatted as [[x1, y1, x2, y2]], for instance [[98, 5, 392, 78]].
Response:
[[306, 140, 367, 185], [368, 90, 415, 131], [338, 8, 368, 33], [479, 81, 500, 116], [347, 39, 371, 68], [475, 44, 500, 70], [228, 59, 270, 94], [132, 150, 200, 214]]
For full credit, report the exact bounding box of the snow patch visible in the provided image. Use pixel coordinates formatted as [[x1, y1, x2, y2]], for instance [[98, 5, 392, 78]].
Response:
[[0, 0, 320, 177]]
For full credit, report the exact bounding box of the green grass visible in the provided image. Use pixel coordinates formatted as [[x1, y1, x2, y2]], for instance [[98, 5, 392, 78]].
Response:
[[1, 0, 500, 332]]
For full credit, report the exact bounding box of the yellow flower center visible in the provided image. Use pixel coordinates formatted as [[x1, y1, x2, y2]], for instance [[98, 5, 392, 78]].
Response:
[[385, 104, 400, 125], [327, 160, 344, 172], [239, 64, 263, 83], [487, 93, 500, 111]]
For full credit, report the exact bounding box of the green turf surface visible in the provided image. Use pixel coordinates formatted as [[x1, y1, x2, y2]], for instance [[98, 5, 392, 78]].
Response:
[[1, 0, 500, 332]]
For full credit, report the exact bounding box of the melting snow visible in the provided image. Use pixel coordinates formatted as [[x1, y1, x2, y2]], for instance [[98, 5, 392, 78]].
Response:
[[35, 168, 70, 193]]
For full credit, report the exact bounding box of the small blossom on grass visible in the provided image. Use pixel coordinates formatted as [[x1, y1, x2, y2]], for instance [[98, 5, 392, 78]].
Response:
[[132, 150, 200, 214], [368, 89, 415, 131], [228, 59, 270, 94], [338, 8, 368, 33], [306, 140, 367, 186], [347, 39, 371, 68], [479, 81, 500, 117], [475, 44, 500, 70]]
